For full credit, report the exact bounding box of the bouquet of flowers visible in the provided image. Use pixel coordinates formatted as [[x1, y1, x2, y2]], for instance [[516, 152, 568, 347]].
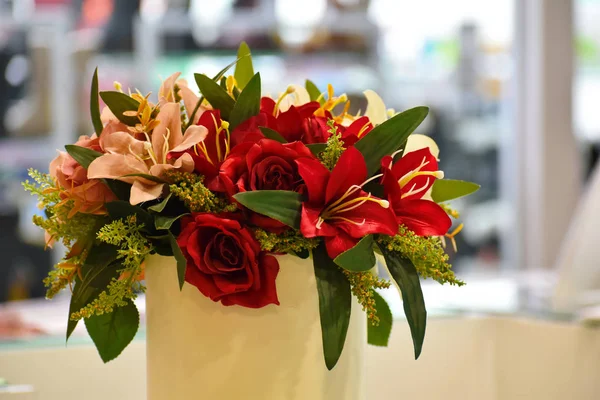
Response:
[[24, 43, 478, 369]]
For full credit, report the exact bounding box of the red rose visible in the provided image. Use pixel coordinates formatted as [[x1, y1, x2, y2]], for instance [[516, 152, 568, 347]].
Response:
[[302, 115, 331, 144], [177, 213, 280, 308], [220, 138, 314, 230], [260, 97, 320, 143], [230, 112, 276, 147]]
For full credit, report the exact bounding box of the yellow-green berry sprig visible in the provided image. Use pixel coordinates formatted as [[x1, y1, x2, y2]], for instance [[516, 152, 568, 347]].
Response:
[[319, 119, 346, 170], [253, 228, 319, 255], [164, 170, 236, 213], [440, 203, 460, 219], [343, 269, 391, 326], [377, 226, 465, 286]]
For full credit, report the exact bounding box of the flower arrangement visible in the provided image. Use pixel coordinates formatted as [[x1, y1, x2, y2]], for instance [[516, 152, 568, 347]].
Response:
[[24, 43, 479, 369]]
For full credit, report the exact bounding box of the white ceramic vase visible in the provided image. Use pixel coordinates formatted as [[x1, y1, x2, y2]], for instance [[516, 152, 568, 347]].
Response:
[[145, 254, 366, 400]]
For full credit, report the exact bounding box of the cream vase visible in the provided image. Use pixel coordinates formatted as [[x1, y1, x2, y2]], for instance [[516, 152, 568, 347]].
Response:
[[145, 254, 366, 400]]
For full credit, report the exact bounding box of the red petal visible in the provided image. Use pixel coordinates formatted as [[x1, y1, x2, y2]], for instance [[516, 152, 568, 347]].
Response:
[[392, 148, 438, 200], [300, 204, 337, 238], [260, 97, 276, 115], [296, 102, 320, 118], [295, 158, 330, 206], [381, 164, 402, 203], [325, 146, 366, 204], [185, 264, 224, 302], [220, 254, 280, 308], [394, 199, 452, 236], [325, 232, 359, 259], [334, 192, 398, 238]]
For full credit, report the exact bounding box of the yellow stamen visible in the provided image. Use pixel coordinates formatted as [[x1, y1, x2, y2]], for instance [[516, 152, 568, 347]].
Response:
[[113, 81, 123, 92], [273, 86, 296, 116], [356, 122, 371, 138], [444, 223, 464, 252]]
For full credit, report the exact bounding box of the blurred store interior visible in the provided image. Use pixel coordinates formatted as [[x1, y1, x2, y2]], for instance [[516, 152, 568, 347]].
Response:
[[1, 0, 600, 382]]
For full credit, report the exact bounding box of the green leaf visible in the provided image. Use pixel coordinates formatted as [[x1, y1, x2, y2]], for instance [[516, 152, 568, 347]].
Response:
[[90, 67, 103, 136], [306, 143, 327, 157], [355, 106, 429, 176], [259, 127, 287, 143], [234, 41, 254, 90], [294, 248, 310, 259], [233, 190, 303, 229], [229, 73, 261, 130], [99, 91, 140, 126], [85, 300, 139, 363], [120, 173, 166, 184], [334, 235, 376, 272], [378, 244, 427, 359], [431, 179, 480, 203], [305, 79, 323, 104], [313, 243, 352, 370], [155, 213, 188, 231], [65, 145, 102, 169], [168, 233, 187, 290], [148, 193, 172, 213], [368, 291, 393, 347], [104, 180, 132, 202], [67, 244, 120, 341], [194, 73, 235, 120]]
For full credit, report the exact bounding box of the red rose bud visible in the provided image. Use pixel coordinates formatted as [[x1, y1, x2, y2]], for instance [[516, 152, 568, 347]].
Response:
[[380, 147, 451, 236], [177, 213, 280, 308], [296, 147, 398, 259]]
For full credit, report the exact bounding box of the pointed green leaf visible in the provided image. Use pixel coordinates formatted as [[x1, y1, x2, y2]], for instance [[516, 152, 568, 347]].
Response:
[[90, 68, 103, 136], [85, 300, 139, 363], [431, 179, 480, 203], [104, 180, 132, 202], [313, 243, 352, 370], [67, 244, 120, 341], [148, 193, 172, 213], [368, 291, 393, 347], [306, 143, 327, 157], [334, 235, 376, 272], [194, 73, 235, 120], [65, 145, 102, 169], [233, 190, 302, 229], [105, 201, 154, 232], [234, 41, 254, 90], [229, 73, 261, 130], [259, 127, 287, 143], [155, 213, 188, 231], [305, 79, 323, 104], [355, 106, 429, 176], [378, 244, 427, 359], [186, 56, 244, 130], [168, 233, 187, 290], [99, 91, 140, 126]]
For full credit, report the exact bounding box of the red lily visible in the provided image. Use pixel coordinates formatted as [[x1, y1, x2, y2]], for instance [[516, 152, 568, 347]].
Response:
[[296, 147, 398, 259], [381, 147, 451, 236], [341, 116, 373, 146]]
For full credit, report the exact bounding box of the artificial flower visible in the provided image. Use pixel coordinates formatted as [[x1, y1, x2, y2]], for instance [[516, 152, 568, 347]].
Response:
[[381, 147, 451, 236], [49, 134, 116, 217], [177, 213, 280, 308], [260, 97, 320, 143], [297, 147, 398, 259], [220, 138, 316, 231], [158, 72, 203, 125], [88, 102, 207, 204], [340, 116, 373, 146]]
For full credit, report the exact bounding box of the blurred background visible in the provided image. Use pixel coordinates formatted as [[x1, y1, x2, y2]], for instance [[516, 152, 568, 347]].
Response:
[[1, 1, 600, 394]]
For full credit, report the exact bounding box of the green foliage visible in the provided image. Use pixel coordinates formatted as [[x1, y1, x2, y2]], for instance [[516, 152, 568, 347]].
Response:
[[305, 79, 323, 103], [253, 228, 319, 255], [259, 127, 287, 143], [367, 291, 393, 347], [168, 233, 187, 290], [165, 171, 235, 213], [334, 235, 376, 272], [313, 244, 352, 370], [234, 41, 254, 91], [377, 226, 464, 286], [99, 91, 140, 126], [194, 73, 235, 120], [71, 216, 151, 320], [90, 67, 103, 136], [342, 269, 391, 325], [64, 145, 102, 169], [378, 244, 427, 359], [319, 120, 346, 170], [233, 190, 303, 229], [431, 179, 480, 203], [229, 72, 261, 130], [85, 300, 139, 363], [355, 106, 429, 176]]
